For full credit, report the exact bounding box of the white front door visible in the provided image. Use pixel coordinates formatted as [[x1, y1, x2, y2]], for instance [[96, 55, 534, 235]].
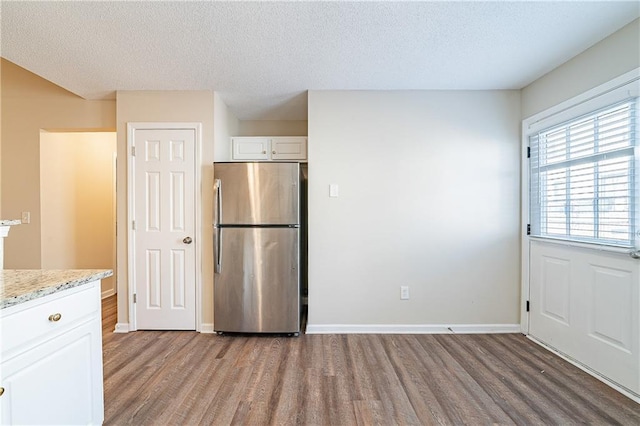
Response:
[[132, 128, 196, 330], [529, 240, 639, 396]]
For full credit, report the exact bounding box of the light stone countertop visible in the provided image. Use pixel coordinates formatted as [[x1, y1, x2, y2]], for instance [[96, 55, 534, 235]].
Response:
[[0, 269, 113, 309], [0, 220, 21, 226]]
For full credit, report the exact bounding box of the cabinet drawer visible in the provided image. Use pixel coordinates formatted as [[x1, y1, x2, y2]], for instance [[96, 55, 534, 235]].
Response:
[[1, 283, 100, 355]]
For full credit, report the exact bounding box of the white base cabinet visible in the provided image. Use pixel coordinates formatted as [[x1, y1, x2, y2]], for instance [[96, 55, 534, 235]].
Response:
[[0, 282, 104, 425]]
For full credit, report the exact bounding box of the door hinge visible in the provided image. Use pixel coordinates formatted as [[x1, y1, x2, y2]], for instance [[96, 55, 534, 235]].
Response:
[[131, 146, 136, 156], [527, 146, 530, 158], [526, 300, 530, 312], [132, 220, 136, 230], [527, 224, 531, 235], [133, 294, 137, 303]]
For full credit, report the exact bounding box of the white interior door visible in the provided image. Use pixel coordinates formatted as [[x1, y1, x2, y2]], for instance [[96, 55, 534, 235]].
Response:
[[133, 128, 196, 330], [529, 240, 639, 396]]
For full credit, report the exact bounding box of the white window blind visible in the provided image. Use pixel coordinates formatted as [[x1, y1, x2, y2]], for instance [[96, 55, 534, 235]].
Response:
[[529, 98, 638, 247]]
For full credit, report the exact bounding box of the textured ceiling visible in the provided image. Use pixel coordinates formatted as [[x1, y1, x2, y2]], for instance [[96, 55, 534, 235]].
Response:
[[1, 1, 639, 120]]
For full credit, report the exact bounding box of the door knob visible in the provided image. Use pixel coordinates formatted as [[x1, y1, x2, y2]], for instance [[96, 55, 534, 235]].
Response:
[[183, 236, 193, 244]]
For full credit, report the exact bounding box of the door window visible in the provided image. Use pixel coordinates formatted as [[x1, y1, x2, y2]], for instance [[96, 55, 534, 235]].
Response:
[[529, 99, 638, 248]]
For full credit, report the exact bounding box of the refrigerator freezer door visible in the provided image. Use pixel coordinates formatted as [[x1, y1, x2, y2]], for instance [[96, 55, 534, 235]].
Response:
[[214, 227, 300, 333], [214, 162, 299, 226]]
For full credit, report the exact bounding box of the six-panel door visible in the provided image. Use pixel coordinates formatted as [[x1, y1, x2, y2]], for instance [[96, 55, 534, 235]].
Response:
[[134, 128, 196, 330]]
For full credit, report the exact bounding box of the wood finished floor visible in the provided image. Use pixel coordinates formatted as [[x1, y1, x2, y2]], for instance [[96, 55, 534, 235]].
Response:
[[100, 295, 639, 425]]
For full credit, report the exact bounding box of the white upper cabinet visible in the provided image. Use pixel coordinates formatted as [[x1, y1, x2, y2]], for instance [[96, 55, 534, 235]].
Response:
[[231, 137, 270, 160], [270, 137, 307, 160], [231, 137, 307, 161]]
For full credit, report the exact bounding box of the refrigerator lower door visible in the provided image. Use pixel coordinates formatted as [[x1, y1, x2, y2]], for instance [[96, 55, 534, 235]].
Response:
[[214, 227, 300, 333]]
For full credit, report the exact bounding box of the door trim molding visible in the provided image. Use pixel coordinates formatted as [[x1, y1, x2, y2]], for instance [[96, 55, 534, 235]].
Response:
[[127, 122, 203, 332]]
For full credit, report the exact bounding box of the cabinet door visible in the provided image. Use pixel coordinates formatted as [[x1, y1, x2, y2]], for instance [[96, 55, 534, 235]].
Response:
[[271, 137, 307, 160], [0, 319, 104, 425], [231, 137, 270, 160]]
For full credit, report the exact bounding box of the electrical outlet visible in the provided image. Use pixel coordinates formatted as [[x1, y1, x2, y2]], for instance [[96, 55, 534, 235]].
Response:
[[400, 286, 410, 300], [21, 211, 30, 224]]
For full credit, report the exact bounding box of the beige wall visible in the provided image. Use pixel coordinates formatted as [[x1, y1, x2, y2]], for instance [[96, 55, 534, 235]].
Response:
[[212, 96, 307, 162], [40, 131, 117, 297], [115, 91, 215, 327], [0, 59, 115, 268], [0, 75, 3, 218], [238, 120, 308, 137], [522, 18, 640, 119], [307, 90, 522, 328]]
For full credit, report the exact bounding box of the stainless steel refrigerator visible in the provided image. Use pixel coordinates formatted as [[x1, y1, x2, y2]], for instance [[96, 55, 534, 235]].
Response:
[[213, 162, 301, 335]]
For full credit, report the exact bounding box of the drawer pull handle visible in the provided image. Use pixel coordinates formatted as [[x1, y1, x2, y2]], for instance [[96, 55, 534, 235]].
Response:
[[48, 313, 62, 322], [0, 387, 4, 397]]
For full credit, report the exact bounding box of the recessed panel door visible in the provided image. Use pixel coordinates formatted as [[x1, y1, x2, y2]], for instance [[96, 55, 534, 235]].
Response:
[[134, 128, 196, 330], [530, 240, 639, 395]]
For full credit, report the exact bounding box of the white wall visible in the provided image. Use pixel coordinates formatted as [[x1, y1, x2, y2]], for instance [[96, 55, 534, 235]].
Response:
[[40, 131, 117, 297], [213, 92, 239, 162], [522, 18, 639, 119], [307, 90, 521, 329]]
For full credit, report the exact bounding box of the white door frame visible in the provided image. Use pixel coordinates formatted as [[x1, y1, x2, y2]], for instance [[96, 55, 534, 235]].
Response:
[[127, 122, 203, 331]]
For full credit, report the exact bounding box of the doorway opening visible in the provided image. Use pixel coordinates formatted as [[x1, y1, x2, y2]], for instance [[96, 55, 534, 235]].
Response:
[[39, 130, 117, 301]]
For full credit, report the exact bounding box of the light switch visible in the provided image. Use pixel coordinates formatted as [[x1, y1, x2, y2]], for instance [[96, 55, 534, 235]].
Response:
[[329, 184, 339, 198], [21, 211, 30, 224]]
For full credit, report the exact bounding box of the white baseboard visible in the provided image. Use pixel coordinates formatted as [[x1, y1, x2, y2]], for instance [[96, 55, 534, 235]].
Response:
[[527, 335, 640, 404], [200, 323, 214, 334], [114, 322, 520, 335], [101, 288, 116, 299], [113, 323, 217, 334], [114, 323, 130, 333], [304, 324, 521, 334]]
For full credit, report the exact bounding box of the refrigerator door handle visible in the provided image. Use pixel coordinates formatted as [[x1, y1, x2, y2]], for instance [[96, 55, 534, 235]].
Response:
[[214, 179, 222, 226], [214, 178, 222, 273], [214, 227, 222, 273]]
